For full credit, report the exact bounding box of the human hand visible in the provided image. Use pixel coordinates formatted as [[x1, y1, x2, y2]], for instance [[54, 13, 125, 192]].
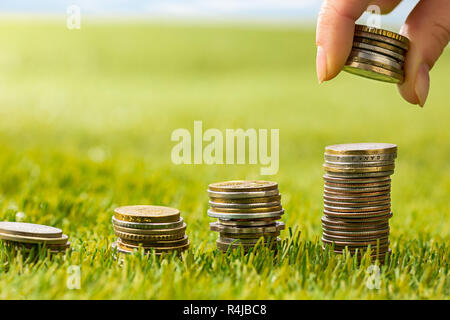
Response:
[[316, 0, 450, 107]]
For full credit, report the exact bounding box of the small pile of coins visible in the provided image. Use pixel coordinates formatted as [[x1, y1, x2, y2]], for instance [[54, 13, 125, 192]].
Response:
[[321, 143, 397, 263], [111, 205, 189, 256], [207, 181, 285, 253], [0, 221, 70, 254], [344, 24, 409, 83]]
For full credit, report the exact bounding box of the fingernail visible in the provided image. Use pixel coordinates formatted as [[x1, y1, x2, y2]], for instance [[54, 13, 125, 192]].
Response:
[[316, 46, 327, 84], [415, 63, 430, 107]]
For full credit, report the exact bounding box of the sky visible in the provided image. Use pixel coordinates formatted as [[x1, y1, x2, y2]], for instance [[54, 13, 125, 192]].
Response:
[[0, 0, 421, 26]]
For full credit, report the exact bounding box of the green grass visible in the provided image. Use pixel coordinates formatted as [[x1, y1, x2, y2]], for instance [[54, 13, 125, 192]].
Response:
[[0, 19, 448, 299]]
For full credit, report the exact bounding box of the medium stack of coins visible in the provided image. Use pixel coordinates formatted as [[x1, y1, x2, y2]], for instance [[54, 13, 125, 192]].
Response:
[[344, 24, 409, 83], [207, 181, 285, 253], [321, 143, 397, 263], [0, 222, 70, 254], [111, 205, 189, 256]]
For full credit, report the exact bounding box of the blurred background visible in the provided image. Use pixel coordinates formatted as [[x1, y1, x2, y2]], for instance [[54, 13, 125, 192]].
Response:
[[0, 0, 447, 250]]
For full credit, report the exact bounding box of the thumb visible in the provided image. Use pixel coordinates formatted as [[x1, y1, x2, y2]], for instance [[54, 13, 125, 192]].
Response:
[[398, 0, 450, 107]]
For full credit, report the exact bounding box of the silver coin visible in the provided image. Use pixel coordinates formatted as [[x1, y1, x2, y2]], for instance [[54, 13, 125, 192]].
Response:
[[209, 200, 281, 209], [207, 189, 280, 199], [324, 170, 395, 178], [324, 185, 390, 192], [353, 41, 405, 62], [324, 160, 395, 168], [112, 216, 184, 230], [113, 223, 186, 235], [0, 222, 63, 238], [207, 209, 284, 220], [324, 153, 397, 163], [210, 221, 285, 234], [218, 219, 279, 227]]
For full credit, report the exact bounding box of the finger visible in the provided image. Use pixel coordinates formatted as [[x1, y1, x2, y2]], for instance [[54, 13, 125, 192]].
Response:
[[369, 0, 402, 14], [316, 0, 371, 83], [398, 0, 450, 107]]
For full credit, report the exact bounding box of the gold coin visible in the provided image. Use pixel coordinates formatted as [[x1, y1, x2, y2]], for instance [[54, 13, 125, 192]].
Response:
[[355, 25, 409, 49], [354, 36, 406, 55], [118, 235, 188, 248], [343, 60, 404, 83], [325, 143, 397, 156], [116, 240, 189, 253], [324, 164, 395, 173], [114, 205, 180, 223], [208, 180, 278, 192], [114, 230, 186, 242]]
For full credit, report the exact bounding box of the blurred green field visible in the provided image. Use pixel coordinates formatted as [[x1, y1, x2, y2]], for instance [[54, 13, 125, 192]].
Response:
[[0, 19, 448, 299]]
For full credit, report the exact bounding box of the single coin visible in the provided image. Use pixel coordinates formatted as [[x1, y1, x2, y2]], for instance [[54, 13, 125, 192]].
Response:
[[114, 230, 185, 242], [324, 160, 395, 168], [114, 205, 180, 223], [347, 50, 403, 72], [323, 199, 391, 208], [324, 204, 390, 213], [208, 180, 278, 192], [323, 174, 391, 184], [354, 25, 409, 49], [209, 200, 281, 209], [113, 223, 186, 235], [216, 238, 280, 251], [3, 240, 71, 252], [324, 170, 395, 178], [324, 180, 391, 187], [209, 206, 283, 214], [343, 60, 404, 83], [219, 231, 281, 239], [325, 143, 397, 156], [207, 209, 284, 220], [210, 195, 281, 204], [323, 164, 395, 173], [322, 237, 389, 247], [207, 190, 280, 199], [323, 194, 390, 203], [219, 236, 279, 245], [321, 213, 393, 224], [322, 234, 389, 244], [0, 232, 68, 245], [324, 185, 390, 192], [324, 189, 390, 197], [112, 217, 184, 230], [116, 240, 189, 253], [118, 235, 188, 248], [218, 218, 279, 227], [210, 221, 285, 234], [323, 208, 391, 218], [324, 153, 396, 163], [0, 222, 63, 238], [352, 41, 405, 62], [354, 36, 406, 55]]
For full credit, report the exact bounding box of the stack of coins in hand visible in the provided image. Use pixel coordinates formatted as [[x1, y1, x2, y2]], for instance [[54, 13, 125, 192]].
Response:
[[207, 181, 285, 253], [111, 205, 189, 256], [0, 222, 70, 254], [321, 143, 397, 263], [344, 24, 409, 83]]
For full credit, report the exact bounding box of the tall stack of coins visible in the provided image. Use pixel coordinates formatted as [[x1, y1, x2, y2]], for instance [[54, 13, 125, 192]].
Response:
[[111, 205, 189, 256], [321, 143, 397, 263], [0, 222, 70, 254], [344, 24, 409, 83], [207, 181, 285, 253]]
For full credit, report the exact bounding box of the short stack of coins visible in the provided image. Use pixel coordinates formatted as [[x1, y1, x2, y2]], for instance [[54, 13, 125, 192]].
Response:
[[0, 222, 70, 254], [207, 181, 285, 253], [321, 143, 397, 263], [344, 24, 409, 83], [111, 205, 189, 256]]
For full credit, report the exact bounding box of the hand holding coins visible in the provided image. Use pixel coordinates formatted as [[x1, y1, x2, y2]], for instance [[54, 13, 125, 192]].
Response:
[[112, 205, 189, 255], [344, 25, 409, 83], [322, 143, 397, 263], [207, 181, 285, 253]]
